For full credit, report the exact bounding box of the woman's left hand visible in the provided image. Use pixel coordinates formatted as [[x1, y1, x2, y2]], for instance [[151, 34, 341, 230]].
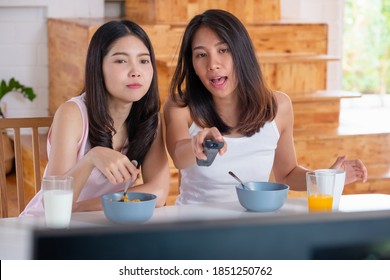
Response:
[[330, 155, 368, 184]]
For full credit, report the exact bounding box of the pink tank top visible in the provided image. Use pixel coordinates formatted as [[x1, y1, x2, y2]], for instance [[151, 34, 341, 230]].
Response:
[[20, 93, 128, 216]]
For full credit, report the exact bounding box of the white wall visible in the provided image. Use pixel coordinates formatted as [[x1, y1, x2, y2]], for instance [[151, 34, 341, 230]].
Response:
[[0, 0, 344, 117], [0, 0, 104, 117]]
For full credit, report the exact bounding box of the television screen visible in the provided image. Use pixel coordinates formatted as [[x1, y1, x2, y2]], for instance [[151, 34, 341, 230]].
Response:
[[32, 210, 390, 260]]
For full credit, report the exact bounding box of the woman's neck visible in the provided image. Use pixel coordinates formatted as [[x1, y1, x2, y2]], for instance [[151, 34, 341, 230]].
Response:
[[109, 102, 132, 132], [108, 99, 132, 151], [112, 123, 128, 152], [214, 95, 240, 128]]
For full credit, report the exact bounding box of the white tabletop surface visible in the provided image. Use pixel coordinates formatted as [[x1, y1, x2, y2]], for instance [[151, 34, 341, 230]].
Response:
[[1, 194, 390, 260]]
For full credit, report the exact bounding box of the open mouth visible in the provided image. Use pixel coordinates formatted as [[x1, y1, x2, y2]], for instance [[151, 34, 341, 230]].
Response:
[[210, 76, 227, 88]]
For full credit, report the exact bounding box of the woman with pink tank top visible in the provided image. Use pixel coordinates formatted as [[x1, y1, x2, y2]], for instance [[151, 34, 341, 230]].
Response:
[[21, 20, 170, 216]]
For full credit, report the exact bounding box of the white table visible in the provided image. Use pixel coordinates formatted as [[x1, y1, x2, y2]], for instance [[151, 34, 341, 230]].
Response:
[[1, 194, 390, 259]]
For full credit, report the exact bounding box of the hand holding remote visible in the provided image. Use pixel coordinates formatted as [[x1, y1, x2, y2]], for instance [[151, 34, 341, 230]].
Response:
[[196, 139, 224, 167]]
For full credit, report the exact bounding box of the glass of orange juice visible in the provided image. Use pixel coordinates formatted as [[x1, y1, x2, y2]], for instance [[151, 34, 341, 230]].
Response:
[[306, 171, 336, 212]]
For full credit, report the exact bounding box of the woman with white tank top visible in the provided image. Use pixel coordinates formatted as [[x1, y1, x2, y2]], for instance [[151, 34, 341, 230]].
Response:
[[164, 9, 368, 205]]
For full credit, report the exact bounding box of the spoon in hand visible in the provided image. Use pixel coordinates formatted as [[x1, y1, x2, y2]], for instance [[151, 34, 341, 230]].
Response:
[[120, 160, 139, 202], [228, 171, 251, 190]]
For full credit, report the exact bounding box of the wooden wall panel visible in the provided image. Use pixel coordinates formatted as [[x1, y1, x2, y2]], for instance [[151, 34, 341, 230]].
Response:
[[48, 18, 103, 115], [125, 0, 156, 23], [156, 58, 176, 106], [294, 133, 390, 169], [125, 0, 280, 24], [143, 22, 328, 58], [247, 23, 328, 54], [261, 61, 327, 94], [293, 99, 340, 129], [141, 25, 183, 57]]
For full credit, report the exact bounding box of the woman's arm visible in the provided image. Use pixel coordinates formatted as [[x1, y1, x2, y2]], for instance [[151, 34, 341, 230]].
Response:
[[163, 97, 226, 169], [45, 101, 95, 200], [46, 102, 140, 211], [272, 91, 309, 191], [272, 91, 368, 191], [163, 97, 197, 169]]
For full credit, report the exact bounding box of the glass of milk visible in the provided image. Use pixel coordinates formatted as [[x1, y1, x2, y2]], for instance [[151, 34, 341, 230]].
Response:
[[42, 176, 74, 228]]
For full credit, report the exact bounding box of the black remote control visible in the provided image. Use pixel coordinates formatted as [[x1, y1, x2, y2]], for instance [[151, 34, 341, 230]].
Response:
[[196, 140, 224, 167]]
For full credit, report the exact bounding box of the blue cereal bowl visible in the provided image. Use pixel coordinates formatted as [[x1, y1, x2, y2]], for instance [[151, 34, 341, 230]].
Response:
[[236, 182, 289, 212], [101, 192, 157, 224]]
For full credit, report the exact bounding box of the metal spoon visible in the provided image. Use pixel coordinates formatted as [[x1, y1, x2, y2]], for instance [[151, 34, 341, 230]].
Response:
[[119, 160, 138, 202], [228, 171, 251, 190], [119, 180, 132, 202]]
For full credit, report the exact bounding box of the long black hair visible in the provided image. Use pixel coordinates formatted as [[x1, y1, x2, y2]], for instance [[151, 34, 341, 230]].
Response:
[[170, 9, 277, 136], [84, 19, 160, 165]]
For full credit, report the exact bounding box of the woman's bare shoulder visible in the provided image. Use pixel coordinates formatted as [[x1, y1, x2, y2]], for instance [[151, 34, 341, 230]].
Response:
[[51, 101, 83, 138], [274, 91, 293, 115], [53, 101, 81, 123], [274, 91, 292, 106], [163, 96, 191, 120], [273, 91, 294, 132], [163, 95, 184, 109]]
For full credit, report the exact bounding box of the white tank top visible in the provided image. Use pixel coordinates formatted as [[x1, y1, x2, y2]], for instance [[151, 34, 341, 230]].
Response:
[[176, 121, 280, 205]]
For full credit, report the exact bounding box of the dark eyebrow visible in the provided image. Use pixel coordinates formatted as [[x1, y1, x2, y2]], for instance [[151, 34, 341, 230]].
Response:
[[193, 40, 227, 51], [111, 52, 150, 57]]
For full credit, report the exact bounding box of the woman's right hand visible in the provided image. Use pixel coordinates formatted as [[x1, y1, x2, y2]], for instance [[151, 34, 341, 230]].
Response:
[[88, 146, 140, 184], [192, 127, 227, 160]]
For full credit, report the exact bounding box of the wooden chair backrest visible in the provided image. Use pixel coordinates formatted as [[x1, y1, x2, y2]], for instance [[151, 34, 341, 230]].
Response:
[[0, 117, 53, 218]]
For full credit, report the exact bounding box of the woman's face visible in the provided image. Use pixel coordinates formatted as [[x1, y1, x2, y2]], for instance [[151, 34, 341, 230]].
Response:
[[191, 26, 237, 99], [103, 35, 153, 103]]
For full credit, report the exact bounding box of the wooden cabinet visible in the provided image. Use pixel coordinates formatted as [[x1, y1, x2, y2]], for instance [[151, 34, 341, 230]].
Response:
[[125, 0, 281, 24], [48, 18, 105, 115]]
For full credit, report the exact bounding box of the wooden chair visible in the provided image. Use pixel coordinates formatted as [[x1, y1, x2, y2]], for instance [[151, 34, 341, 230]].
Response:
[[0, 117, 53, 218]]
